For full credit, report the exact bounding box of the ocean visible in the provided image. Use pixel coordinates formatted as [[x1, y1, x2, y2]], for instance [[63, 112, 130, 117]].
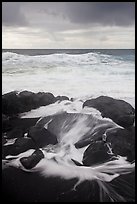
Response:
[[2, 49, 135, 202], [2, 49, 135, 107]]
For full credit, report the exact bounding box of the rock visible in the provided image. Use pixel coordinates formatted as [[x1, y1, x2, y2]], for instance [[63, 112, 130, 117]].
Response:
[[36, 92, 55, 106], [55, 95, 69, 101], [75, 139, 92, 149], [83, 96, 135, 128], [2, 91, 22, 115], [2, 137, 7, 145], [6, 127, 23, 139], [82, 141, 112, 166], [20, 149, 44, 169], [106, 127, 135, 162], [9, 137, 36, 156], [9, 117, 40, 133], [2, 91, 56, 116], [2, 114, 12, 132], [2, 145, 13, 159], [28, 126, 58, 148], [18, 91, 37, 111]]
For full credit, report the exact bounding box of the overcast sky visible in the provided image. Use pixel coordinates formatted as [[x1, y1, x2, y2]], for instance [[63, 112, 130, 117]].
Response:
[[2, 2, 135, 49]]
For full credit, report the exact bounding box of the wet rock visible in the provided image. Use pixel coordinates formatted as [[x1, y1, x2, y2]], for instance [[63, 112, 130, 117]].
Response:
[[28, 126, 58, 148], [83, 96, 135, 128], [2, 137, 7, 145], [6, 128, 23, 139], [2, 91, 22, 115], [55, 95, 69, 101], [106, 126, 135, 162], [7, 137, 36, 156], [82, 141, 112, 166], [9, 117, 40, 133], [20, 149, 44, 169], [2, 114, 12, 132], [2, 91, 56, 116], [18, 91, 37, 111], [75, 139, 92, 149], [36, 92, 55, 106]]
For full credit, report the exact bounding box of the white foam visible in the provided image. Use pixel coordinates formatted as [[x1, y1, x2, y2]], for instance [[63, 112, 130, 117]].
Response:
[[2, 51, 135, 107]]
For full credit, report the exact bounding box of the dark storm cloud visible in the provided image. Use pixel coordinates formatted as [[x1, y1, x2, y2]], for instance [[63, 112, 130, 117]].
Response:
[[2, 2, 135, 27], [65, 2, 135, 26], [2, 2, 28, 26]]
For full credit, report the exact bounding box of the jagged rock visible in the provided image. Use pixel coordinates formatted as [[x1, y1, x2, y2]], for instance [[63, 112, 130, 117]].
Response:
[[83, 96, 135, 128], [20, 149, 44, 169]]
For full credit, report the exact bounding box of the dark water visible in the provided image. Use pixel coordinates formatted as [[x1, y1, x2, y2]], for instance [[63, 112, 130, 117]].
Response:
[[2, 48, 135, 57]]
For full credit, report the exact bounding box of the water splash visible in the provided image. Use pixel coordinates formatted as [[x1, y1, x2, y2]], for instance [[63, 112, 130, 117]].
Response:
[[3, 100, 135, 202]]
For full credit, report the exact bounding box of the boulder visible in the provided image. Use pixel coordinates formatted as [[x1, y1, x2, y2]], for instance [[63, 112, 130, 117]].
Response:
[[2, 91, 22, 115], [18, 91, 37, 111], [36, 92, 55, 106], [9, 137, 36, 156], [20, 149, 44, 169], [6, 127, 23, 139], [2, 114, 12, 132], [55, 95, 69, 101], [83, 96, 135, 128], [28, 126, 58, 148], [2, 91, 56, 116], [82, 141, 112, 166], [106, 126, 135, 162]]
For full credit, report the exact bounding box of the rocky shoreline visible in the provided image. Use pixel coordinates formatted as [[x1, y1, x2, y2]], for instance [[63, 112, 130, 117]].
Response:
[[2, 90, 135, 202]]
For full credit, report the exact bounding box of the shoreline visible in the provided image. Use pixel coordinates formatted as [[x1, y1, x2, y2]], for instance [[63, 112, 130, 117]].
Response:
[[2, 90, 135, 202]]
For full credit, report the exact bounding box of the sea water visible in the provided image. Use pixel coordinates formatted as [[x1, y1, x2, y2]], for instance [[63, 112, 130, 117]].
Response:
[[2, 49, 135, 107]]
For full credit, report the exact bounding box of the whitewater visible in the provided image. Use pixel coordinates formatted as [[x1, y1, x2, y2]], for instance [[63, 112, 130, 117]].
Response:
[[2, 49, 135, 202], [2, 49, 135, 107]]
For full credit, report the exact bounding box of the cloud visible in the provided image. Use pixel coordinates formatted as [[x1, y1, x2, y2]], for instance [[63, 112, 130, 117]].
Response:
[[2, 2, 135, 28], [65, 2, 135, 26], [2, 2, 28, 26], [2, 2, 135, 49]]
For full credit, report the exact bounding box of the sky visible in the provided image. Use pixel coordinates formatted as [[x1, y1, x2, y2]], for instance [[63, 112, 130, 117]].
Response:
[[2, 2, 135, 49]]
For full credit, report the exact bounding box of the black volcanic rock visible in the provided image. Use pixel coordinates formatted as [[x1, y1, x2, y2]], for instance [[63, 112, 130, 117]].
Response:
[[6, 127, 23, 139], [55, 95, 69, 101], [2, 91, 22, 115], [2, 137, 36, 158], [82, 141, 112, 166], [28, 126, 58, 148], [2, 91, 56, 116], [18, 91, 37, 110], [20, 149, 44, 169], [106, 126, 135, 162], [83, 96, 135, 128], [9, 117, 40, 133], [36, 92, 55, 106], [2, 114, 12, 132], [11, 137, 36, 156]]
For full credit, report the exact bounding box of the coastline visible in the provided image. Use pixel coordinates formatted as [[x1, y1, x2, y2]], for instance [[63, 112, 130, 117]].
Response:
[[2, 90, 135, 202]]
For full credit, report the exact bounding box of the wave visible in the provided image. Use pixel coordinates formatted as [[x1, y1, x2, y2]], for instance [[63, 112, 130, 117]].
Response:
[[2, 51, 130, 70], [2, 51, 135, 107]]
